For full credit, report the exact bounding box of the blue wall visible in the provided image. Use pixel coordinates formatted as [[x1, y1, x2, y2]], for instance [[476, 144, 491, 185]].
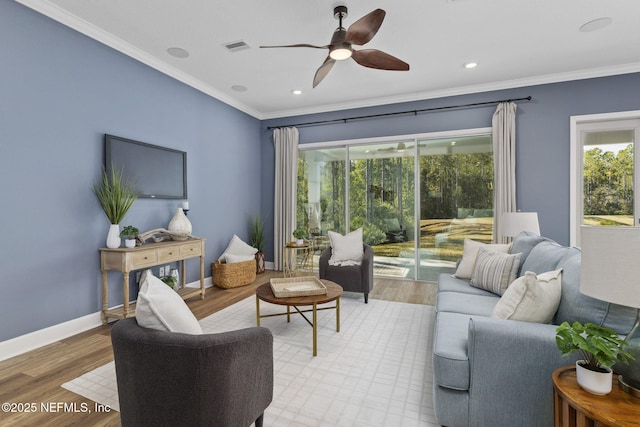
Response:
[[261, 73, 640, 258], [0, 2, 261, 341]]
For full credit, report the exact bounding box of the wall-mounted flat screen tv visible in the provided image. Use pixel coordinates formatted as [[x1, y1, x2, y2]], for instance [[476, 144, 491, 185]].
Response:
[[105, 134, 187, 199]]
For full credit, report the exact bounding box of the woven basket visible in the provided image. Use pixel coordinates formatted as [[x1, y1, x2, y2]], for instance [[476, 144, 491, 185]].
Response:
[[212, 259, 256, 289]]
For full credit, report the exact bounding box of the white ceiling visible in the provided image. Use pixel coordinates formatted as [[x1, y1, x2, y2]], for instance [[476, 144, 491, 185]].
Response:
[[18, 0, 640, 120]]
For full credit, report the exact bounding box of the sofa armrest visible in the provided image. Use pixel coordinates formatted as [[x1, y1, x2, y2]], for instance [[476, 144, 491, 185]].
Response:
[[467, 317, 579, 427]]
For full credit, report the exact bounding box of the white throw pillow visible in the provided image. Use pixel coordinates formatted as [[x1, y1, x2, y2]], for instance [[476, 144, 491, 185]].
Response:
[[453, 238, 511, 279], [491, 269, 563, 323], [224, 253, 255, 264], [328, 228, 364, 266], [470, 248, 522, 295], [218, 234, 258, 261], [136, 272, 202, 334]]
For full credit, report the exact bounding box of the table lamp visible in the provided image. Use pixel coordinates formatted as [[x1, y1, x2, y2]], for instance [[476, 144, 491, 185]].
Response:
[[580, 225, 640, 397], [502, 212, 540, 238]]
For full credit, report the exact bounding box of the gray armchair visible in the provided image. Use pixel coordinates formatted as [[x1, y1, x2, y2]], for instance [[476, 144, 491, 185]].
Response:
[[319, 244, 374, 303], [111, 318, 273, 427]]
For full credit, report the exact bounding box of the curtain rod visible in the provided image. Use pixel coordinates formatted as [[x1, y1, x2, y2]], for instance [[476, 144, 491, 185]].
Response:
[[267, 96, 532, 130]]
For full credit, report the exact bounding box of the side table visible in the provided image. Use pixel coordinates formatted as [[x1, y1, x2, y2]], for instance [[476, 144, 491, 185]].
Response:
[[282, 243, 312, 277], [552, 366, 640, 427]]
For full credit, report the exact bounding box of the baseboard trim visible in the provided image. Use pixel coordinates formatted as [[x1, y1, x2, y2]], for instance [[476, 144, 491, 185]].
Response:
[[0, 276, 214, 362]]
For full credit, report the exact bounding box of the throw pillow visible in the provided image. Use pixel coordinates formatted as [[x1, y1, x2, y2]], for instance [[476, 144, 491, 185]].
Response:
[[218, 234, 258, 261], [453, 238, 511, 279], [225, 253, 255, 264], [328, 228, 364, 266], [470, 248, 522, 295], [491, 269, 563, 323], [136, 272, 202, 334]]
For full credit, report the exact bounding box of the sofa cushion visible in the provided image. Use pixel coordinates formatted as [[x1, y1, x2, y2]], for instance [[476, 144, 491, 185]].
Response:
[[510, 231, 548, 275], [433, 312, 475, 390], [438, 273, 500, 296], [554, 252, 636, 334], [491, 269, 562, 323], [436, 291, 500, 316], [520, 241, 579, 275], [470, 248, 521, 295], [453, 238, 510, 279]]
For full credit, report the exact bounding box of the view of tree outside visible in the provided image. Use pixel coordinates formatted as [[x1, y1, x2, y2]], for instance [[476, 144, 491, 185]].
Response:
[[583, 143, 634, 226], [297, 134, 494, 280]]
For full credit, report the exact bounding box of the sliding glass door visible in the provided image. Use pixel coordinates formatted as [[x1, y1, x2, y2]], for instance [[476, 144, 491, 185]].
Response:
[[297, 130, 493, 281], [417, 135, 494, 281]]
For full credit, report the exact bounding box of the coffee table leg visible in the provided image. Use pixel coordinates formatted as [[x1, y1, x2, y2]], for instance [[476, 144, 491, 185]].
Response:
[[313, 302, 317, 356], [287, 305, 291, 323], [336, 297, 340, 333], [256, 295, 260, 327]]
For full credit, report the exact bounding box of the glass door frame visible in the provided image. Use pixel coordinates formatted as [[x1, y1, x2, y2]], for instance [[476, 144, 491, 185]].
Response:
[[299, 127, 491, 280]]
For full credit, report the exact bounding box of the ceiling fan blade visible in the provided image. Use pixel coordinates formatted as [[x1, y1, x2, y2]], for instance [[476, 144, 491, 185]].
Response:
[[352, 49, 410, 71], [313, 56, 336, 88], [259, 43, 328, 49], [346, 9, 386, 46]]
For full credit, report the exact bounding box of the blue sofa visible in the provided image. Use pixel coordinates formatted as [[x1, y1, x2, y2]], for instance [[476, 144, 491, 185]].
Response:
[[432, 232, 636, 427]]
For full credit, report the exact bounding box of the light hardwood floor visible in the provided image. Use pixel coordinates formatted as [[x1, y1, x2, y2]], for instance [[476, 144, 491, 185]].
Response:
[[0, 272, 436, 427]]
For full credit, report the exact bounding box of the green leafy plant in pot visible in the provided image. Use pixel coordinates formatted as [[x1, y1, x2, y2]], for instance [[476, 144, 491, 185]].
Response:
[[93, 165, 139, 248], [120, 225, 139, 248], [292, 228, 307, 245], [250, 215, 265, 274], [556, 321, 634, 395]]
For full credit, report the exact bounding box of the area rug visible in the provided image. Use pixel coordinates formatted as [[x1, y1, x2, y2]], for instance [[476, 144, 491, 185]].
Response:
[[62, 295, 437, 426]]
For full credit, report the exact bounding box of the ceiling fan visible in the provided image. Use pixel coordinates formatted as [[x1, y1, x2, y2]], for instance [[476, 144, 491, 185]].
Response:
[[260, 6, 410, 88]]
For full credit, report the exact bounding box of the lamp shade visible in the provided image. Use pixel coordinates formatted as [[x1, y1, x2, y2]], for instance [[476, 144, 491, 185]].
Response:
[[580, 226, 640, 309], [502, 212, 540, 237]]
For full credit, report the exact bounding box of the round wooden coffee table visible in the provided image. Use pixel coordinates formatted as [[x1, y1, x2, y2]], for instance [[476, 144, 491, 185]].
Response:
[[256, 280, 343, 356]]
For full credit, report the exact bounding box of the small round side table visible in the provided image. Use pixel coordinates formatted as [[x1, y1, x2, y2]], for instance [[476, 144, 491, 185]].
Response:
[[552, 366, 640, 427]]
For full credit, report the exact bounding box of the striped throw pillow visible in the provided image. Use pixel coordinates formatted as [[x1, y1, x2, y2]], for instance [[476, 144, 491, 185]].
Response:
[[470, 247, 522, 295]]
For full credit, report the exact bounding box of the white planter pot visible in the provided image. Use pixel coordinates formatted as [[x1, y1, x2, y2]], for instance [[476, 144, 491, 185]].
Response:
[[106, 224, 121, 248], [575, 360, 612, 395], [296, 238, 304, 245], [124, 238, 136, 248]]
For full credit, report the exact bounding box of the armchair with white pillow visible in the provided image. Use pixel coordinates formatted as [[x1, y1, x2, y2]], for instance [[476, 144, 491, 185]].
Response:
[[319, 228, 374, 303]]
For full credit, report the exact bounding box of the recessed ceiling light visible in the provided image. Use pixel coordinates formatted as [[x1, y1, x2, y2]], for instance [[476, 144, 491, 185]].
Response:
[[167, 47, 189, 58], [231, 85, 248, 92], [580, 17, 612, 32], [464, 62, 478, 69], [291, 89, 303, 95]]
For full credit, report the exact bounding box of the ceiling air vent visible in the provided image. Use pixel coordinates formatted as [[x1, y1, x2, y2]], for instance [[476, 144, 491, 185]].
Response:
[[223, 40, 250, 52]]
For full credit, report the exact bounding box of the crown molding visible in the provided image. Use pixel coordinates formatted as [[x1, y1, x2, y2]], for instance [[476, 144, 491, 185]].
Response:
[[17, 1, 640, 122]]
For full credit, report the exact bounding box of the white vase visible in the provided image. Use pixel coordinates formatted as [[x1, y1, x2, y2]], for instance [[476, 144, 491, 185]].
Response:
[[168, 208, 192, 240], [106, 224, 121, 248], [575, 360, 612, 395]]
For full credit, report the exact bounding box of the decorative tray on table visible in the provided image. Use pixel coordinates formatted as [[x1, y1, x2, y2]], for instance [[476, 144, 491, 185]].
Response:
[[270, 276, 327, 298]]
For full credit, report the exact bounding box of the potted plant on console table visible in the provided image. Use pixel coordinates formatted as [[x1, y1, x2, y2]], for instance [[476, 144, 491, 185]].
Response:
[[120, 225, 139, 248], [93, 166, 139, 248], [556, 321, 634, 395]]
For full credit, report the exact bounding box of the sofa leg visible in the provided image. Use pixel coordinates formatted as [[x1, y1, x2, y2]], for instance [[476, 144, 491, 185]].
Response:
[[255, 413, 264, 427], [364, 293, 368, 304]]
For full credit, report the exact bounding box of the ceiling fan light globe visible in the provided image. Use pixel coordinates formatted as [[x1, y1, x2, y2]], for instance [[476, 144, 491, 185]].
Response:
[[330, 47, 352, 60]]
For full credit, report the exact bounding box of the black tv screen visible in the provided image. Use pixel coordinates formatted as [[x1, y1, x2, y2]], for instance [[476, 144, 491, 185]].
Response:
[[104, 134, 187, 199]]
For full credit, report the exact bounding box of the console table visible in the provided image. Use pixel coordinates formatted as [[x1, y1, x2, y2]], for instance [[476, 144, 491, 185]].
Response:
[[553, 365, 640, 427], [99, 238, 206, 324]]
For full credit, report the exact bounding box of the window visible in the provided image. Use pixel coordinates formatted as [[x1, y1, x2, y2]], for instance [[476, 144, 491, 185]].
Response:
[[570, 111, 640, 245]]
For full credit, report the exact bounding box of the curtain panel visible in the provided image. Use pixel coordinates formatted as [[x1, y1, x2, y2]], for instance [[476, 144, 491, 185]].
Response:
[[273, 127, 299, 270], [492, 102, 517, 243]]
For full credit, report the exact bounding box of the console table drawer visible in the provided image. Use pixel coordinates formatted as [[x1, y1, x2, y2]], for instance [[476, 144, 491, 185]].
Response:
[[158, 247, 181, 263], [131, 251, 158, 267], [180, 242, 202, 257]]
